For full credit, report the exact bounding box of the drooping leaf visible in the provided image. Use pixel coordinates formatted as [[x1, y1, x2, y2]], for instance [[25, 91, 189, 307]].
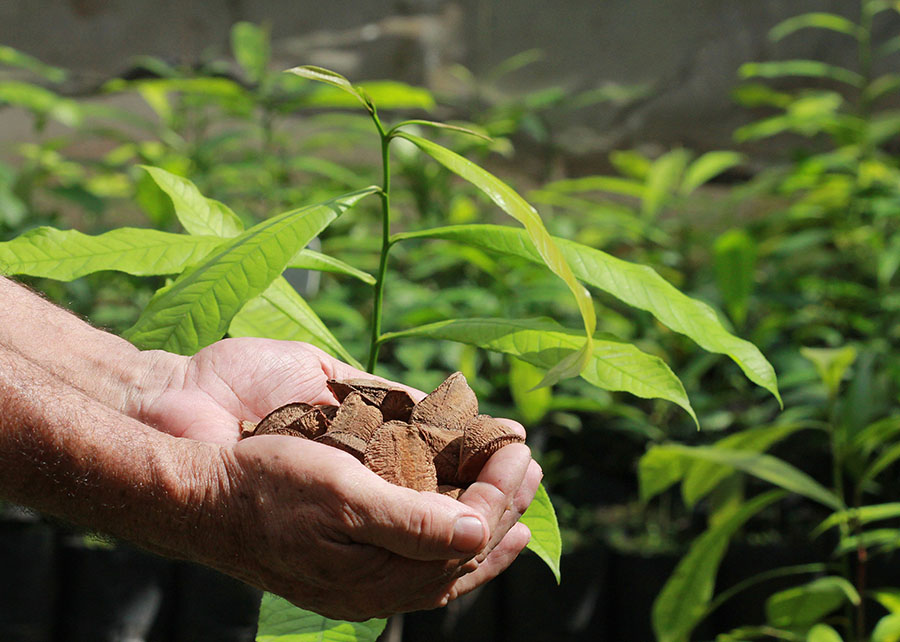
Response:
[[0, 45, 66, 82], [0, 226, 222, 280], [381, 317, 696, 422], [769, 12, 863, 42], [872, 614, 900, 642], [391, 224, 780, 403], [800, 346, 857, 398], [681, 151, 745, 195], [141, 166, 245, 238], [682, 422, 809, 507], [285, 65, 372, 112], [739, 60, 864, 88], [392, 133, 596, 388], [656, 444, 842, 510], [287, 249, 375, 285], [765, 577, 859, 629], [520, 483, 562, 583], [814, 503, 900, 537], [256, 593, 385, 642], [652, 491, 785, 642], [229, 277, 362, 368], [124, 187, 378, 354], [389, 119, 491, 141]]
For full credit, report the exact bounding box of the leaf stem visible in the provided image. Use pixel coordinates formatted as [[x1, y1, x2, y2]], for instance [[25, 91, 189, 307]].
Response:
[[366, 114, 392, 373]]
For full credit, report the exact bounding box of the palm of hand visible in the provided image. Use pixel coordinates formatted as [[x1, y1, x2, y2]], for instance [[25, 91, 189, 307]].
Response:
[[143, 338, 374, 444]]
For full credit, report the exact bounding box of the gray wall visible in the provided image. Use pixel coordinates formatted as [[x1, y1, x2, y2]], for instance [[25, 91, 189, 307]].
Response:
[[0, 1, 892, 164]]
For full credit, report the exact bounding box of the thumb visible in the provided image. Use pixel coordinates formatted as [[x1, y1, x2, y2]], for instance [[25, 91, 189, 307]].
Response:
[[348, 479, 489, 561]]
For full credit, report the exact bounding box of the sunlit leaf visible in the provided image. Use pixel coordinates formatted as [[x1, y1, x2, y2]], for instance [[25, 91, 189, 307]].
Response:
[[285, 65, 372, 112], [541, 175, 646, 199], [800, 345, 857, 398], [232, 21, 270, 84], [256, 593, 385, 641], [141, 166, 245, 237], [392, 224, 780, 403], [872, 589, 900, 615], [872, 614, 900, 642], [0, 45, 66, 82], [288, 249, 375, 285], [229, 277, 362, 368], [681, 151, 745, 195], [381, 317, 696, 422], [124, 187, 378, 354], [0, 226, 222, 280], [766, 577, 859, 629], [739, 60, 864, 87], [713, 228, 757, 327], [0, 81, 81, 126], [394, 133, 596, 387], [520, 483, 561, 583], [807, 623, 845, 642], [389, 119, 491, 141], [639, 446, 690, 502], [652, 491, 785, 642], [769, 12, 863, 42], [508, 357, 552, 424], [643, 149, 689, 217]]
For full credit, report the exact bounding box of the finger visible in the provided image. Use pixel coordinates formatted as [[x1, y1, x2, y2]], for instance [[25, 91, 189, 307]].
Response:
[[458, 443, 531, 533], [344, 471, 490, 561], [494, 416, 527, 440], [477, 458, 542, 562], [440, 522, 532, 606]]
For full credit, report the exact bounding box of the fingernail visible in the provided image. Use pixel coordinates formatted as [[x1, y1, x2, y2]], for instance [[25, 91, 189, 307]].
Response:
[[452, 516, 486, 552]]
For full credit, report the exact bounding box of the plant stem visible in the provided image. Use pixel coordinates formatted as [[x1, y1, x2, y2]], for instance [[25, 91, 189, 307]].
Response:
[[366, 117, 392, 373]]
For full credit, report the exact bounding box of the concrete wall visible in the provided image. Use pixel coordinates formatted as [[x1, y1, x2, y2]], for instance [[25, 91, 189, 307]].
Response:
[[0, 1, 895, 165]]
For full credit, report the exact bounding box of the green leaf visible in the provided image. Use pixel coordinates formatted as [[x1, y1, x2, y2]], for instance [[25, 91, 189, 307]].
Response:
[[508, 357, 552, 424], [285, 65, 373, 113], [256, 593, 385, 642], [682, 422, 809, 508], [391, 224, 780, 404], [814, 503, 900, 537], [393, 133, 597, 388], [0, 227, 222, 280], [806, 623, 845, 642], [389, 119, 491, 141], [872, 589, 900, 614], [381, 317, 696, 422], [397, 132, 597, 386], [872, 614, 900, 642], [287, 249, 375, 285], [299, 82, 435, 112], [0, 81, 81, 126], [769, 12, 863, 42], [520, 483, 561, 583], [643, 149, 689, 217], [639, 446, 690, 502], [861, 441, 900, 488], [800, 346, 857, 398], [231, 21, 270, 84], [541, 175, 646, 199], [681, 151, 745, 195], [652, 491, 785, 642], [0, 45, 66, 82], [229, 277, 363, 368], [713, 228, 757, 327], [739, 60, 864, 88], [657, 445, 842, 510], [766, 577, 859, 629], [124, 187, 377, 354], [141, 166, 245, 238]]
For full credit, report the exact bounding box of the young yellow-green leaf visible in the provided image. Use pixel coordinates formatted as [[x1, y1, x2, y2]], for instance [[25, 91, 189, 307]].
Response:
[[287, 249, 376, 285], [540, 175, 646, 199], [389, 119, 491, 141], [508, 357, 552, 424], [639, 446, 690, 503], [286, 65, 372, 113], [800, 346, 857, 398], [0, 226, 223, 280], [393, 133, 596, 388], [766, 577, 859, 629], [643, 149, 689, 218], [380, 317, 696, 423], [0, 45, 67, 82], [652, 491, 785, 642], [520, 483, 561, 583], [769, 12, 863, 42], [256, 593, 385, 642], [124, 187, 377, 354], [872, 589, 900, 615], [141, 166, 245, 238], [0, 81, 82, 126], [861, 441, 900, 488], [681, 151, 745, 195], [807, 623, 845, 642], [739, 60, 864, 88], [301, 81, 435, 112], [658, 444, 842, 510], [814, 503, 900, 537], [229, 277, 363, 369], [713, 228, 757, 327], [872, 614, 900, 642], [391, 224, 780, 404], [231, 21, 270, 84]]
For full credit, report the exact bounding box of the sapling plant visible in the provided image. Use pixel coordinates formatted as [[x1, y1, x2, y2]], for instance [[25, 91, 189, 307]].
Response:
[[0, 63, 779, 641]]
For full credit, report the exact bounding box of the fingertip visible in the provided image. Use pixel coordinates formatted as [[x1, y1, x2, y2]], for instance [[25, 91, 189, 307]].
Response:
[[451, 514, 488, 553]]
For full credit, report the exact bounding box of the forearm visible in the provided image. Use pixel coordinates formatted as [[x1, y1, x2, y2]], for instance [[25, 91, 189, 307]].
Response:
[[0, 342, 233, 567], [0, 277, 181, 420]]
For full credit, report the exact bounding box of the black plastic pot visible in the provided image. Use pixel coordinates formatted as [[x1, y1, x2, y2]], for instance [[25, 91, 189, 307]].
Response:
[[170, 562, 262, 642], [0, 504, 58, 642], [54, 535, 173, 642]]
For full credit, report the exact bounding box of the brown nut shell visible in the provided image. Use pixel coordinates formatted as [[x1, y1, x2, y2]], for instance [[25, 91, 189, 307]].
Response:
[[457, 415, 525, 484], [329, 391, 383, 442], [416, 423, 464, 486], [410, 371, 477, 432], [252, 402, 316, 438], [315, 431, 368, 462], [364, 422, 438, 492]]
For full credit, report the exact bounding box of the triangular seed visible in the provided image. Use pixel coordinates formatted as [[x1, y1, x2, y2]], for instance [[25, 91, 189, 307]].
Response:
[[410, 372, 477, 432], [329, 391, 384, 441], [253, 402, 314, 437], [458, 415, 525, 483], [364, 422, 438, 492]]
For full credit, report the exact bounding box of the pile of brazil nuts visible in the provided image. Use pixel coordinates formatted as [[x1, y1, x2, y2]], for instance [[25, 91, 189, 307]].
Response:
[[240, 372, 524, 497]]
